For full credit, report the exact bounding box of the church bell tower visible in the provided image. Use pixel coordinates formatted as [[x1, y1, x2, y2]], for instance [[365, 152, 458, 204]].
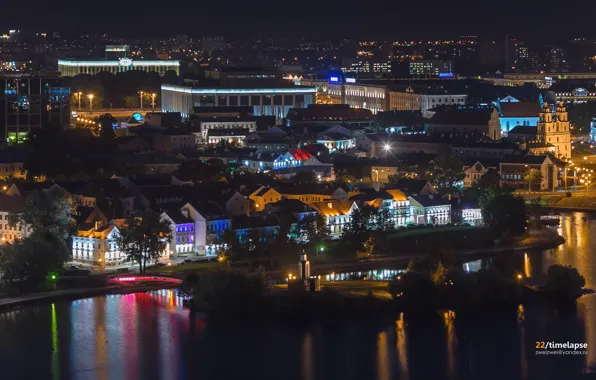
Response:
[[536, 102, 571, 159]]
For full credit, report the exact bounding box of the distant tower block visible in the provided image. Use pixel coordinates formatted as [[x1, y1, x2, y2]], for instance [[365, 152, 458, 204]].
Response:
[[298, 252, 310, 280]]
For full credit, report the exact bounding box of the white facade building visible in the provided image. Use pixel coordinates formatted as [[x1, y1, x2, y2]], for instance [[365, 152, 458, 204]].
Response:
[[58, 58, 180, 76], [408, 196, 451, 225]]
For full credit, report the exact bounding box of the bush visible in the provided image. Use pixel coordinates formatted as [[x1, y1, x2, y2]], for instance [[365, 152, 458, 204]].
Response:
[[187, 271, 266, 316], [388, 272, 439, 313], [545, 265, 585, 300]]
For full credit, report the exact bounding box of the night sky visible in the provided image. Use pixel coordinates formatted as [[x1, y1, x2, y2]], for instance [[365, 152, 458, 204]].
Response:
[[2, 0, 594, 40]]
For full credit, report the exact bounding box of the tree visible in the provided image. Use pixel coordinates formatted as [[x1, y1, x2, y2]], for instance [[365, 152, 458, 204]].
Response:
[[341, 204, 375, 252], [9, 188, 76, 241], [422, 155, 464, 196], [0, 234, 70, 282], [292, 171, 317, 186], [97, 114, 116, 139], [478, 168, 501, 190], [479, 187, 528, 236], [299, 214, 329, 242], [124, 96, 137, 109], [117, 209, 172, 272], [524, 168, 542, 192], [375, 208, 394, 231], [545, 265, 586, 300], [0, 188, 75, 283]]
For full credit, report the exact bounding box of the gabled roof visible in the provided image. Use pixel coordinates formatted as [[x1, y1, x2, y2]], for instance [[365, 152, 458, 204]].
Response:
[[311, 200, 356, 217], [289, 149, 313, 161], [508, 126, 537, 135], [250, 186, 279, 198], [264, 198, 315, 214], [500, 154, 552, 165], [500, 101, 540, 117], [163, 209, 193, 224], [410, 195, 450, 207], [191, 200, 230, 221], [390, 178, 432, 194], [232, 214, 280, 229], [0, 194, 26, 213], [451, 198, 480, 210], [428, 107, 495, 125]]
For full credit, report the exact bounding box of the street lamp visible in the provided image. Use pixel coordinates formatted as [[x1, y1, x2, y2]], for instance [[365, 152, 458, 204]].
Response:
[[151, 93, 157, 111], [139, 91, 144, 110], [87, 94, 94, 114], [76, 92, 82, 110], [383, 143, 391, 164], [524, 164, 530, 193]]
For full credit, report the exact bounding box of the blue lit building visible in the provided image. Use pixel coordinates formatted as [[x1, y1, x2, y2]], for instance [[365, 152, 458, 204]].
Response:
[[496, 97, 541, 135], [591, 118, 596, 142]]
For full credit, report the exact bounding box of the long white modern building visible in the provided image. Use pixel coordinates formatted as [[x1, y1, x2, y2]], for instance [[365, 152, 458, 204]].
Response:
[[161, 84, 316, 119], [58, 57, 180, 76]]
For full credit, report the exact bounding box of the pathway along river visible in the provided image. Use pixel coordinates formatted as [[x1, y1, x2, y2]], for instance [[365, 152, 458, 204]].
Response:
[[1, 212, 596, 380]]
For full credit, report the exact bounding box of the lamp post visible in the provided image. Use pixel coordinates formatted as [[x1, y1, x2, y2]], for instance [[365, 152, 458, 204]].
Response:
[[525, 164, 530, 193], [139, 91, 144, 110], [384, 144, 391, 165], [151, 93, 156, 111], [87, 94, 94, 114], [76, 92, 82, 110]]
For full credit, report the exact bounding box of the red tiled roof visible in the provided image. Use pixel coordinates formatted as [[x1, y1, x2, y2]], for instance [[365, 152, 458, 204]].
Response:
[[290, 149, 312, 161]]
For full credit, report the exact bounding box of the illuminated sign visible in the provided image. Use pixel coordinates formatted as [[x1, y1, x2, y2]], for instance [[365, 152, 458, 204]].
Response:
[[439, 72, 454, 78], [329, 76, 339, 82], [345, 78, 356, 83], [132, 113, 144, 122], [119, 58, 133, 66]]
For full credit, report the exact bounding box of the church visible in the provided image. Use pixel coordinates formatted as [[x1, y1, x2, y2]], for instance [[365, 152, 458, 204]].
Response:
[[536, 102, 571, 159], [496, 96, 541, 135], [506, 102, 571, 159]]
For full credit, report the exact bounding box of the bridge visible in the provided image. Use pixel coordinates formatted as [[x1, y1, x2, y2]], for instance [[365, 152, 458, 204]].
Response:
[[107, 275, 182, 285]]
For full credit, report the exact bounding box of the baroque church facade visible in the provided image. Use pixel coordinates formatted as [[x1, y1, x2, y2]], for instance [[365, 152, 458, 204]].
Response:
[[536, 102, 571, 159]]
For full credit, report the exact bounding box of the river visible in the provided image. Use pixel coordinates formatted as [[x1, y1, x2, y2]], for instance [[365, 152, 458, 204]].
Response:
[[1, 212, 596, 380]]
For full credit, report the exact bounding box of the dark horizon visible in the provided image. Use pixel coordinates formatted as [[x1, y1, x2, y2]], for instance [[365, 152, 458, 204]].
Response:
[[1, 0, 595, 43]]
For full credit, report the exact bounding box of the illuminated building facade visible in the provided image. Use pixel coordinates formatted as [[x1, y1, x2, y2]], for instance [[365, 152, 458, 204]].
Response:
[[555, 87, 596, 103], [388, 86, 467, 117], [536, 102, 571, 159], [58, 57, 180, 76], [0, 73, 70, 142], [161, 84, 316, 119], [341, 61, 390, 73], [409, 60, 454, 77], [301, 79, 387, 114]]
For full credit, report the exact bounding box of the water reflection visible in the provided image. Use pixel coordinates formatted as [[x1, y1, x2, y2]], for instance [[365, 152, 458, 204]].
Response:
[[1, 213, 596, 380]]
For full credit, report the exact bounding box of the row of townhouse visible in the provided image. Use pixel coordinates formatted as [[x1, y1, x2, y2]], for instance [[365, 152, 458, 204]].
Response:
[[463, 154, 564, 191]]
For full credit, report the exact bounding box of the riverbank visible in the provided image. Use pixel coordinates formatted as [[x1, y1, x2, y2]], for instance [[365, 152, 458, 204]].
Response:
[[271, 227, 565, 279], [0, 283, 180, 312]]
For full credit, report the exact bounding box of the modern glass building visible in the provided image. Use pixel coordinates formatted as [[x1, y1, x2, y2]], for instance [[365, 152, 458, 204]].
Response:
[[58, 58, 180, 76], [0, 73, 70, 142], [161, 84, 316, 119]]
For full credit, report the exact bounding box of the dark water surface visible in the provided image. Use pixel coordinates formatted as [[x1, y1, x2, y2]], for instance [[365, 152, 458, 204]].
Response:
[[1, 212, 596, 380]]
